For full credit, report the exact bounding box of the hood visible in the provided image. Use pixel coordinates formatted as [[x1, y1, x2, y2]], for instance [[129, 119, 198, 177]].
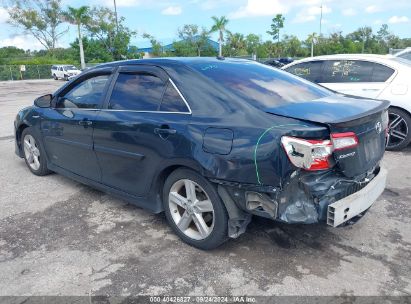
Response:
[[264, 94, 390, 124]]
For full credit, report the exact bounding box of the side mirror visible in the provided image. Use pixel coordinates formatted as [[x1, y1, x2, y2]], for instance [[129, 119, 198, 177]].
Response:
[[34, 94, 52, 108]]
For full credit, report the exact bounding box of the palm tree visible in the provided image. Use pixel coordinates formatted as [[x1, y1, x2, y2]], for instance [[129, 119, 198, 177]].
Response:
[[63, 6, 90, 69], [307, 32, 318, 57], [210, 16, 229, 57]]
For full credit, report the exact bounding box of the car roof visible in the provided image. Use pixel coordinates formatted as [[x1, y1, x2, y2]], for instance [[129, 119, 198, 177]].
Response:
[[95, 57, 253, 69], [282, 53, 411, 70]]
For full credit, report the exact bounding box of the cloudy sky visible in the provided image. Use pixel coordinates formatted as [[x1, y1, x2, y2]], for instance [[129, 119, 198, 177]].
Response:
[[0, 0, 410, 50]]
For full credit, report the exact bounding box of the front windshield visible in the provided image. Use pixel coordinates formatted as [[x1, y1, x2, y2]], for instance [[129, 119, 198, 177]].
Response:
[[190, 60, 332, 109], [64, 65, 77, 71]]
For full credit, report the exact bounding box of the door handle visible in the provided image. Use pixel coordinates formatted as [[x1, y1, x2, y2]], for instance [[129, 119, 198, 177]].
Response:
[[79, 120, 93, 127], [154, 128, 176, 135]]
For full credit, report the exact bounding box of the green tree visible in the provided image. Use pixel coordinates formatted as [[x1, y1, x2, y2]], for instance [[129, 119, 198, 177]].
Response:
[[245, 34, 260, 58], [142, 33, 163, 56], [225, 32, 246, 56], [62, 6, 90, 69], [178, 24, 211, 56], [307, 33, 317, 57], [210, 16, 229, 57], [6, 0, 68, 51], [85, 6, 136, 60], [267, 14, 285, 56]]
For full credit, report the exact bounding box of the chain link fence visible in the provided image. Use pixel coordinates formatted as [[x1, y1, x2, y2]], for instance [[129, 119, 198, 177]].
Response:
[[0, 64, 55, 81]]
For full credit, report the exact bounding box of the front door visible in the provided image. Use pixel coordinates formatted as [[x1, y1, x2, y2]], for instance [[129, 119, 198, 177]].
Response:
[[42, 70, 113, 181], [93, 65, 191, 196]]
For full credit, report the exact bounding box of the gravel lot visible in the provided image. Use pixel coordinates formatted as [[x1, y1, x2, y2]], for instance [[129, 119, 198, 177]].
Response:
[[0, 80, 410, 297]]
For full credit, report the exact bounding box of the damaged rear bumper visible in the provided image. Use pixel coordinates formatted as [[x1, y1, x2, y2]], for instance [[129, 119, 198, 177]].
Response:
[[214, 166, 387, 238], [326, 167, 387, 226]]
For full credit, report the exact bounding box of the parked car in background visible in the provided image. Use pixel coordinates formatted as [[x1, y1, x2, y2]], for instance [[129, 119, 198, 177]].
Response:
[[393, 47, 411, 61], [283, 54, 411, 150], [15, 58, 388, 249], [263, 59, 285, 68], [51, 65, 82, 81]]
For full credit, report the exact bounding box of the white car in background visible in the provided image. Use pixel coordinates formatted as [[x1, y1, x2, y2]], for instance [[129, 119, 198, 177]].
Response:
[[393, 47, 411, 61], [51, 65, 82, 81], [283, 54, 411, 150]]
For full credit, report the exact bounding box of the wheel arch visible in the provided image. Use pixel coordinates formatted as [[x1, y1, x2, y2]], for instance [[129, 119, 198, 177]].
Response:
[[16, 123, 30, 156], [150, 160, 206, 211], [389, 105, 411, 117]]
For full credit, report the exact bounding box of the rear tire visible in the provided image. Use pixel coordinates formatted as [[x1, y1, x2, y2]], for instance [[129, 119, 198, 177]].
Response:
[[21, 128, 51, 176], [163, 168, 229, 250], [386, 108, 411, 151]]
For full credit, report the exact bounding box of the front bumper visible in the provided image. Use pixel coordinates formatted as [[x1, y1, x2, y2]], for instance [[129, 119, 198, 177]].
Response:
[[327, 167, 387, 227]]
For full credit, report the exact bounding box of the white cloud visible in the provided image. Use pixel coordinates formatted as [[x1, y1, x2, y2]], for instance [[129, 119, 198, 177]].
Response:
[[342, 8, 357, 16], [161, 5, 182, 15], [0, 7, 9, 24], [306, 5, 332, 15], [388, 15, 410, 24], [0, 35, 43, 50], [229, 0, 289, 19], [293, 14, 316, 23], [293, 4, 331, 23], [101, 0, 142, 7], [365, 5, 381, 13], [374, 19, 383, 25]]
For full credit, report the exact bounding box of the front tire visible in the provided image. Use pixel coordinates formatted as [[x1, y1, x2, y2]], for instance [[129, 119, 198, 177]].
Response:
[[21, 128, 51, 176], [163, 168, 228, 250], [53, 74, 58, 80], [386, 108, 411, 151]]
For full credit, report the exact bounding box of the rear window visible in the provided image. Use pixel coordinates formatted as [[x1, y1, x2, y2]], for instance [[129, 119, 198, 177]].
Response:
[[190, 60, 331, 109]]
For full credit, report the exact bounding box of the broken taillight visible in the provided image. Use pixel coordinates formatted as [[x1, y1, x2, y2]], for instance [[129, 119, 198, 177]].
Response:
[[331, 132, 358, 150], [281, 132, 359, 171]]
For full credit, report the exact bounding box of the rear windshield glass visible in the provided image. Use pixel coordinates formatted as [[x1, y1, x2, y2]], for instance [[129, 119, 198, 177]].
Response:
[[190, 60, 331, 109]]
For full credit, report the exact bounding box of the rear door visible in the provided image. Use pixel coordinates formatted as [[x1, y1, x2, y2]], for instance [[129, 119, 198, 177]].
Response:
[[319, 60, 394, 98], [93, 65, 191, 196]]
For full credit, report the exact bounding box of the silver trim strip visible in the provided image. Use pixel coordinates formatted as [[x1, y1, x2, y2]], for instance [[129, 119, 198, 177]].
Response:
[[168, 78, 192, 114], [55, 78, 192, 115]]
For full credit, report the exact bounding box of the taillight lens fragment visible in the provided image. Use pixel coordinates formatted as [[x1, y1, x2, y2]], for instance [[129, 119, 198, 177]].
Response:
[[281, 136, 333, 171], [331, 132, 358, 150], [281, 132, 359, 171]]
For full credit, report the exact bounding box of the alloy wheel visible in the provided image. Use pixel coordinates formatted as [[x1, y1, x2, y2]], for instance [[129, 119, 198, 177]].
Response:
[[168, 179, 215, 240], [23, 134, 41, 171], [387, 112, 409, 149]]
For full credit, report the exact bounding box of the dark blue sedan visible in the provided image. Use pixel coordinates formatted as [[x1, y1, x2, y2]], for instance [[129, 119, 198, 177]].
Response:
[[14, 58, 389, 249]]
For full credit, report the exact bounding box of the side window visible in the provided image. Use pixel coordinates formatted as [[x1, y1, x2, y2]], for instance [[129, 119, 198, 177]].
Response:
[[372, 64, 394, 82], [284, 61, 323, 83], [159, 81, 189, 112], [58, 74, 110, 109], [323, 60, 373, 83], [398, 52, 411, 61], [109, 73, 165, 111]]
